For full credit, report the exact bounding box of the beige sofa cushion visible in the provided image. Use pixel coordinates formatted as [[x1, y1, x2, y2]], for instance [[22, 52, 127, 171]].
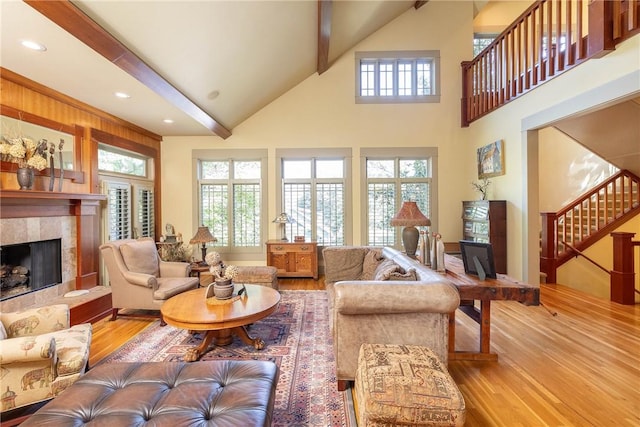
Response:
[[120, 240, 159, 276]]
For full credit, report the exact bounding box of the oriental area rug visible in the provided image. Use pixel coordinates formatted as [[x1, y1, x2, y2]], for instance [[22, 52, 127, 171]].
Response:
[[100, 290, 355, 427]]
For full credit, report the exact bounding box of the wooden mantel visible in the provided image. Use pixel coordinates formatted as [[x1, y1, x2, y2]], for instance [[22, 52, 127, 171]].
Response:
[[0, 190, 106, 290]]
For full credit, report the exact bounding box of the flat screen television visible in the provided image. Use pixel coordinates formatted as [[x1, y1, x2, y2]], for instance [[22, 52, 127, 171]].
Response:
[[458, 240, 497, 280]]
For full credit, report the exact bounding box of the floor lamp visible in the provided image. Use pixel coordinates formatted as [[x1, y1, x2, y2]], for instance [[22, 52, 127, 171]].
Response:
[[390, 201, 431, 258]]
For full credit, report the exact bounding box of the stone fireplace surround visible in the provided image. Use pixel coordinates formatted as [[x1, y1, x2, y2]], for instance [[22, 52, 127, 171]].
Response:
[[0, 216, 76, 312], [0, 191, 111, 322]]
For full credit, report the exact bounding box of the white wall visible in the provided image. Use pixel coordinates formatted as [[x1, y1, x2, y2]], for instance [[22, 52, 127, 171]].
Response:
[[468, 35, 640, 283], [538, 127, 616, 212], [162, 1, 640, 289], [162, 1, 476, 264]]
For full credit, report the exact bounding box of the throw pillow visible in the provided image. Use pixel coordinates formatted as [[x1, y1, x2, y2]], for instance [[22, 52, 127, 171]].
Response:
[[373, 258, 403, 281], [387, 268, 418, 281], [359, 249, 383, 280], [120, 240, 159, 276]]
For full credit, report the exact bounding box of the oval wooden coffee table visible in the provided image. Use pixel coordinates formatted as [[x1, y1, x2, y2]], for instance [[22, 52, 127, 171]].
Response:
[[161, 284, 280, 361]]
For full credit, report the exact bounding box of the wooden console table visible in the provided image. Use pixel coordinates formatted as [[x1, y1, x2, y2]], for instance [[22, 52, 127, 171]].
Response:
[[444, 253, 539, 361]]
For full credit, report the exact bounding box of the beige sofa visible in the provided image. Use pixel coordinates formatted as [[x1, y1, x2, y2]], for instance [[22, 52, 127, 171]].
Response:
[[323, 246, 460, 390]]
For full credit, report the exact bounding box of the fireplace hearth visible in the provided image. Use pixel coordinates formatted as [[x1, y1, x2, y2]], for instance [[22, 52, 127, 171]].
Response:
[[0, 238, 62, 301]]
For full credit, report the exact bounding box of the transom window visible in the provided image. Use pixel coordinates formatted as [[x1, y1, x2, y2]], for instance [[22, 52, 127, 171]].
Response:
[[356, 51, 440, 104], [98, 145, 148, 177], [197, 151, 267, 254], [362, 148, 436, 248], [277, 149, 351, 247]]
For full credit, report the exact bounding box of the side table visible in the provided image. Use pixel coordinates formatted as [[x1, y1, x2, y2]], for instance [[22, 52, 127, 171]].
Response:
[[189, 264, 211, 287]]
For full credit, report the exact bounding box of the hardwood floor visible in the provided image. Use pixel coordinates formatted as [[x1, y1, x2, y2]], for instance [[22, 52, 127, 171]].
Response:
[[90, 279, 640, 426]]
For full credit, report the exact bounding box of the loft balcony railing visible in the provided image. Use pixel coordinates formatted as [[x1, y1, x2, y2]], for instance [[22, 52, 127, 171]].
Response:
[[540, 170, 640, 284], [461, 0, 640, 126]]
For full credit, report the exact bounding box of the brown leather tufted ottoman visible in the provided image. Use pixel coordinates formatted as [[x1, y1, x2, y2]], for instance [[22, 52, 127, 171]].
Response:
[[355, 344, 466, 427], [21, 360, 279, 426]]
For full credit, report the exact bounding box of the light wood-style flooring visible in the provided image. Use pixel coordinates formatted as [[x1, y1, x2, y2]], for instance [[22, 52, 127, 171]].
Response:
[[90, 279, 640, 426]]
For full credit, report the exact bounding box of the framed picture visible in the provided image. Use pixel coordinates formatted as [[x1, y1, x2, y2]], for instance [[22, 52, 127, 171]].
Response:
[[459, 240, 497, 280], [477, 140, 505, 179]]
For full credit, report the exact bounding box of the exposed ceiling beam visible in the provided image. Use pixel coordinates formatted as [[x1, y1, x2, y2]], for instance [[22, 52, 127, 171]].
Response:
[[24, 0, 232, 139], [415, 1, 429, 10], [317, 0, 332, 75]]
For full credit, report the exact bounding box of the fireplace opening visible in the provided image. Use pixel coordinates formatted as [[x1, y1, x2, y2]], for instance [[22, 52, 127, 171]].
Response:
[[0, 238, 62, 301]]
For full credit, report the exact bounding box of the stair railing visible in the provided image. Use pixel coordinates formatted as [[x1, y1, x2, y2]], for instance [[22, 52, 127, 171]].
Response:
[[461, 0, 640, 126], [540, 170, 640, 283]]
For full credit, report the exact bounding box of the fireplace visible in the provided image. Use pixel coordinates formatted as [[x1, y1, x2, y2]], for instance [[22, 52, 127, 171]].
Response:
[[1, 238, 62, 301]]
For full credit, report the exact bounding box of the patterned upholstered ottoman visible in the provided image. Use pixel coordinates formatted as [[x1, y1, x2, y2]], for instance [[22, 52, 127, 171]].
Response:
[[355, 344, 466, 427], [235, 266, 279, 290]]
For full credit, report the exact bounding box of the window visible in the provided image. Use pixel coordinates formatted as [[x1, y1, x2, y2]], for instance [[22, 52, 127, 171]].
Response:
[[473, 34, 497, 57], [99, 144, 155, 241], [196, 150, 267, 255], [356, 51, 440, 104], [361, 148, 437, 247], [98, 146, 148, 177], [276, 149, 351, 247], [104, 182, 131, 241]]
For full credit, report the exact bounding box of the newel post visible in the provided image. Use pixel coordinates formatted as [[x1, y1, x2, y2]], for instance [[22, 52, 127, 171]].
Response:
[[610, 232, 637, 304], [587, 0, 615, 58], [540, 212, 557, 283], [460, 61, 473, 127]]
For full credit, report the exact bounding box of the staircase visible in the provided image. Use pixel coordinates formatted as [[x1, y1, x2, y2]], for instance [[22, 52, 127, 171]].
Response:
[[540, 170, 640, 283]]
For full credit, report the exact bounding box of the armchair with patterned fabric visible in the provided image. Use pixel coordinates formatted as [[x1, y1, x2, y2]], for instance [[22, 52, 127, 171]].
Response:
[[99, 237, 199, 323], [0, 304, 92, 415]]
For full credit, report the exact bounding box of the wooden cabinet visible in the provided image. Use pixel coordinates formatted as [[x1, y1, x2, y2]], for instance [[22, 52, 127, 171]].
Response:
[[462, 200, 507, 274], [266, 240, 318, 279]]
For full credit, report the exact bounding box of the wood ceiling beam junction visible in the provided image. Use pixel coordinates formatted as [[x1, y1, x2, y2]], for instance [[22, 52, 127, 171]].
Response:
[[317, 0, 332, 75]]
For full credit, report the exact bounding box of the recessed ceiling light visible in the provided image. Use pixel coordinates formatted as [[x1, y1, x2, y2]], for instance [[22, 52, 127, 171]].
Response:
[[208, 90, 220, 100], [114, 92, 131, 99], [163, 119, 174, 124], [21, 40, 47, 51]]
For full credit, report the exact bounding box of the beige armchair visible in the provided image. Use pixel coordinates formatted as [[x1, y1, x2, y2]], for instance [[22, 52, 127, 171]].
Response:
[[0, 304, 91, 414], [100, 237, 199, 323]]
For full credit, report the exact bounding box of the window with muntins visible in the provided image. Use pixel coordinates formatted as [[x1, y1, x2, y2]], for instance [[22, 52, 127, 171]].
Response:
[[277, 149, 351, 246], [197, 152, 266, 254], [356, 51, 440, 104], [362, 149, 435, 248]]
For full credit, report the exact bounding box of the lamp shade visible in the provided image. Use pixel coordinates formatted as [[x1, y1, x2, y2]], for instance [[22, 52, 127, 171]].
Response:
[[390, 201, 431, 227], [189, 226, 217, 244], [272, 212, 294, 224]]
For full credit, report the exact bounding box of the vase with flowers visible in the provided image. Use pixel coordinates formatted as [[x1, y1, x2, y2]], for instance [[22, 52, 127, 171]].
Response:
[[0, 136, 49, 190], [208, 256, 239, 299]]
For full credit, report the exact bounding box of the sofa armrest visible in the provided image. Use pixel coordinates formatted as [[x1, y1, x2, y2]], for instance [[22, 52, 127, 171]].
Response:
[[0, 335, 55, 364], [159, 261, 191, 277], [122, 271, 157, 288], [334, 281, 460, 315]]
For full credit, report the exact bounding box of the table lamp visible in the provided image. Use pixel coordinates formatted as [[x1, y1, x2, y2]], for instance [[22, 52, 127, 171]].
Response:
[[390, 201, 431, 257], [189, 225, 217, 265], [272, 212, 294, 241]]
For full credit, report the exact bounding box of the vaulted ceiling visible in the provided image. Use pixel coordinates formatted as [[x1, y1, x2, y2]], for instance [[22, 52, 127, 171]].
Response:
[[1, 0, 425, 138]]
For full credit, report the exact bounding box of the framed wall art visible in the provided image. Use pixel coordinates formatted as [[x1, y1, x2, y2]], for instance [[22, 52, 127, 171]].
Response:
[[477, 139, 505, 179]]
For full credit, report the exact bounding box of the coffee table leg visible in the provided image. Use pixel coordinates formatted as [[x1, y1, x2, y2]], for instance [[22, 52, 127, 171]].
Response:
[[184, 331, 216, 362], [232, 326, 265, 350]]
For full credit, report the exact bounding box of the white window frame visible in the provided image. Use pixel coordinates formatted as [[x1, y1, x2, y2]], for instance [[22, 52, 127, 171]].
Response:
[[360, 147, 438, 248], [276, 148, 352, 248], [193, 149, 268, 259], [355, 50, 440, 104]]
